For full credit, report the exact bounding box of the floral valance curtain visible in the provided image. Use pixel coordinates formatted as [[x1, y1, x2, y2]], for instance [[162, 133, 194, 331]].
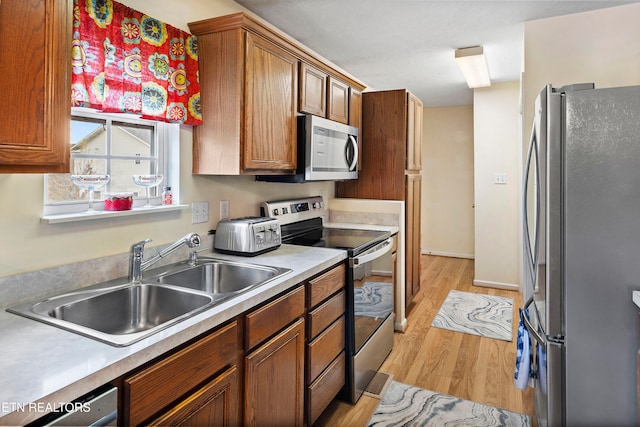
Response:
[[71, 0, 202, 125]]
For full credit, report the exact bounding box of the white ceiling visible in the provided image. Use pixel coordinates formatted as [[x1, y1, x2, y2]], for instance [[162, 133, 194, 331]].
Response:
[[234, 0, 637, 107]]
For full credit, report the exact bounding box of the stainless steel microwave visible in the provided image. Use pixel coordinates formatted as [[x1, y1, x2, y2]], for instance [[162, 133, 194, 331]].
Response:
[[256, 115, 359, 183]]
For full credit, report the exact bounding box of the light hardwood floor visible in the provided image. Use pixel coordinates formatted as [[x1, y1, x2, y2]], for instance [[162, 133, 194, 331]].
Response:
[[315, 255, 535, 426]]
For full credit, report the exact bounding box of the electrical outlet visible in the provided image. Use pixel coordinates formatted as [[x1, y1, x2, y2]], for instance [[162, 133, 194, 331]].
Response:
[[220, 200, 230, 220], [192, 201, 209, 224]]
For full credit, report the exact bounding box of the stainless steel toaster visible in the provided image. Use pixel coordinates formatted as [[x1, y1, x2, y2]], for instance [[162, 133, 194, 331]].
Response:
[[214, 217, 281, 256]]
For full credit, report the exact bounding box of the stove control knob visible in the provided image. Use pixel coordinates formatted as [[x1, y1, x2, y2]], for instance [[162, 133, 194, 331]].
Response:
[[273, 208, 279, 216], [282, 207, 288, 214]]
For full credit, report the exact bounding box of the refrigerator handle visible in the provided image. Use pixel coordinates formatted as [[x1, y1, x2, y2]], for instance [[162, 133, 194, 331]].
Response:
[[522, 122, 538, 281], [522, 296, 546, 346]]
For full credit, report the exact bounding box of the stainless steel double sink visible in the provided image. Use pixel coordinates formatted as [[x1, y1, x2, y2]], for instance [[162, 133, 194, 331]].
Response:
[[8, 258, 290, 346]]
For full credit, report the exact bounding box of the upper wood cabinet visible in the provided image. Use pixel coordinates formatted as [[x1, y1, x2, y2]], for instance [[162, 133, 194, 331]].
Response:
[[189, 21, 297, 174], [299, 64, 357, 126], [244, 33, 298, 172], [327, 77, 349, 124], [189, 12, 365, 175], [0, 0, 72, 173], [336, 89, 423, 198], [299, 62, 327, 117]]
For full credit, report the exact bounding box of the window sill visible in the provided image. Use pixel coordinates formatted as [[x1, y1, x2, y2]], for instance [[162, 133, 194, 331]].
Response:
[[41, 204, 189, 224]]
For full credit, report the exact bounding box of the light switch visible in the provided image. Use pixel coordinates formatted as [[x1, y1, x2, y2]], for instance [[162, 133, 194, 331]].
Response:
[[494, 173, 507, 184], [192, 202, 209, 224]]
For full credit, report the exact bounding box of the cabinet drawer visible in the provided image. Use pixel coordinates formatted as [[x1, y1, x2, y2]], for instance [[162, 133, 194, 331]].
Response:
[[307, 352, 346, 425], [245, 286, 305, 350], [307, 315, 345, 383], [124, 321, 239, 426], [308, 264, 346, 308], [308, 289, 345, 340]]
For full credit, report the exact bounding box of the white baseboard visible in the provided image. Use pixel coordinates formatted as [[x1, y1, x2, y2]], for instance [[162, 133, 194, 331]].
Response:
[[473, 279, 520, 291], [422, 250, 474, 259], [371, 270, 392, 277]]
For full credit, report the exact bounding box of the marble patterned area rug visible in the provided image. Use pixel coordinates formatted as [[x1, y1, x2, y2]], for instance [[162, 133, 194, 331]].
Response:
[[431, 290, 513, 341], [354, 282, 394, 319], [367, 381, 531, 427]]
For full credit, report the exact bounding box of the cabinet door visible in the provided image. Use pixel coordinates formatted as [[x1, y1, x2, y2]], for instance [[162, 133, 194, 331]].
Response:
[[407, 93, 423, 171], [348, 87, 362, 129], [405, 174, 422, 308], [0, 0, 71, 173], [299, 62, 327, 117], [244, 32, 297, 171], [349, 87, 363, 171], [148, 366, 240, 427], [245, 318, 305, 427], [327, 77, 349, 124]]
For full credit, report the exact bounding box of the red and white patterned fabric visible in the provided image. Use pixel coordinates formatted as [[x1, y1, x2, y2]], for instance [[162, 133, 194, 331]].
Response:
[[71, 0, 202, 125]]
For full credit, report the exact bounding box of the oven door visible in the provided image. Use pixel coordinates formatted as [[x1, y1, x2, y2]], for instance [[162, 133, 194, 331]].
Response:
[[347, 237, 394, 402]]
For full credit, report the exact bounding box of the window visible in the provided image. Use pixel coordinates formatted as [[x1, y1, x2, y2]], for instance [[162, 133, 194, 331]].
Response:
[[44, 108, 179, 216]]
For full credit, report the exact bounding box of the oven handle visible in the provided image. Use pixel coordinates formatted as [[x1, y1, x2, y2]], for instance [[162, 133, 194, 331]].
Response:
[[351, 238, 393, 266]]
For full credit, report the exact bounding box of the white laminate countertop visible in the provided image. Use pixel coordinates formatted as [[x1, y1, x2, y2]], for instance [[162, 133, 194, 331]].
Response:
[[0, 245, 346, 426]]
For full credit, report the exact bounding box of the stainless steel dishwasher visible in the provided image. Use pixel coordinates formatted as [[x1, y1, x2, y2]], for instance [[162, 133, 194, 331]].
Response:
[[28, 386, 117, 427]]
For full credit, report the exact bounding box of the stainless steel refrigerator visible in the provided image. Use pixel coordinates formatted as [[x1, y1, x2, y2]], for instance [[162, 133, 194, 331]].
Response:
[[522, 83, 640, 427]]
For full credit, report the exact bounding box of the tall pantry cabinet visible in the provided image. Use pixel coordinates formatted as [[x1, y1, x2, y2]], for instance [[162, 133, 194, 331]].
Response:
[[336, 89, 423, 309]]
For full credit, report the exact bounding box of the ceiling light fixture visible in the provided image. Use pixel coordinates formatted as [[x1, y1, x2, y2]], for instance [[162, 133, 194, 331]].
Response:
[[455, 46, 491, 88]]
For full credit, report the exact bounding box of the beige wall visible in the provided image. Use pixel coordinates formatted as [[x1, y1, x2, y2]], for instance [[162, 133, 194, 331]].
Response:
[[422, 105, 474, 259], [474, 82, 521, 290], [0, 0, 336, 278], [471, 2, 640, 292], [519, 3, 640, 291], [523, 3, 640, 152]]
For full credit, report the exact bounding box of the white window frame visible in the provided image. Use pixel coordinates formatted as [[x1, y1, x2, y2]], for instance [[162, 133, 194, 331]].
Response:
[[43, 108, 180, 218]]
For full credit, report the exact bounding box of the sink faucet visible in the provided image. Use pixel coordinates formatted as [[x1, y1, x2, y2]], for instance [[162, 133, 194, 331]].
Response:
[[129, 233, 201, 282]]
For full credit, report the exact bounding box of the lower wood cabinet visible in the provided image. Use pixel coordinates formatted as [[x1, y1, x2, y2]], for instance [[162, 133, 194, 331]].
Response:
[[118, 262, 347, 427], [308, 352, 346, 424], [147, 366, 239, 427], [244, 285, 306, 426], [245, 318, 306, 426], [305, 265, 346, 425], [122, 321, 240, 427]]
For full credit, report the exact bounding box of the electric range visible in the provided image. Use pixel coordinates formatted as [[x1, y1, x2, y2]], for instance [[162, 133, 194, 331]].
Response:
[[261, 196, 395, 402]]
